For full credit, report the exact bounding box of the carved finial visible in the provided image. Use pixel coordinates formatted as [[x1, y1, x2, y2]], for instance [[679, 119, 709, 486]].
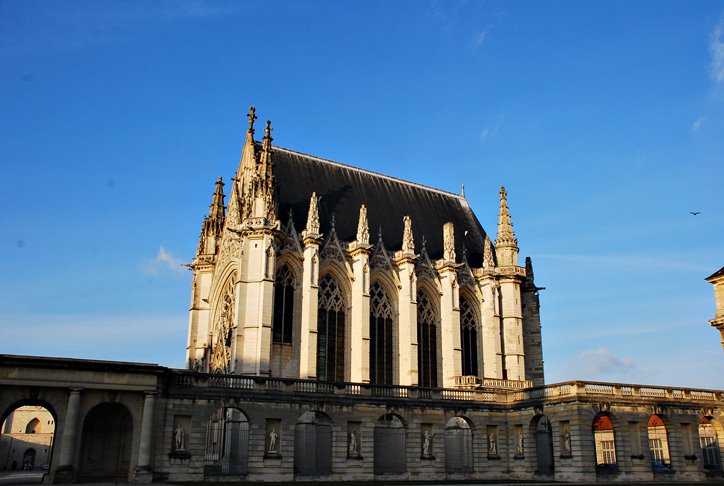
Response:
[[377, 226, 383, 243], [287, 208, 294, 225], [356, 204, 369, 244], [421, 235, 427, 253], [263, 120, 273, 151], [443, 222, 455, 262], [247, 106, 257, 135], [330, 213, 336, 231], [402, 215, 415, 254], [306, 192, 320, 235]]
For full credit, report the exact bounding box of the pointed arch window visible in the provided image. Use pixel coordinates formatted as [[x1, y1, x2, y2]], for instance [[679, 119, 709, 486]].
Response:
[[460, 296, 479, 377], [417, 290, 438, 388], [317, 274, 345, 382], [273, 265, 295, 344], [370, 282, 393, 385]]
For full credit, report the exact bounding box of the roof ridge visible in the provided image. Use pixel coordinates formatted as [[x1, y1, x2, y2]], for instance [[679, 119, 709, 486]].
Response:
[[271, 145, 466, 201]]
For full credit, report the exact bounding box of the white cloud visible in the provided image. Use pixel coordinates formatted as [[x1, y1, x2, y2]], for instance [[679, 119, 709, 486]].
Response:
[[142, 246, 186, 276], [577, 346, 636, 376], [710, 20, 724, 87], [691, 117, 706, 131], [473, 27, 490, 48]]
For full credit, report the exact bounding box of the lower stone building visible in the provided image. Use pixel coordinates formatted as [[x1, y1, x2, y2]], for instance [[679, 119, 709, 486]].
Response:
[[0, 110, 722, 483]]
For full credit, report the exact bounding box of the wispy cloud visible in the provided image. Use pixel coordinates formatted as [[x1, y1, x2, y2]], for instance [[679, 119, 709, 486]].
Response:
[[142, 246, 186, 276], [691, 117, 706, 131], [473, 27, 491, 49], [577, 346, 636, 376], [710, 19, 724, 89], [480, 114, 504, 141], [538, 253, 711, 273]]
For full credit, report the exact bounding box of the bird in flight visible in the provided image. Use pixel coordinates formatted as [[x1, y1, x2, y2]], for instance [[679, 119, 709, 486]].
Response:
[[690, 211, 701, 216]]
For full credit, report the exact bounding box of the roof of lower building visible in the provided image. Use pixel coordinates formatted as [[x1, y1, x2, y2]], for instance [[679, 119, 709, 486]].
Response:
[[271, 145, 490, 267], [706, 266, 724, 281]]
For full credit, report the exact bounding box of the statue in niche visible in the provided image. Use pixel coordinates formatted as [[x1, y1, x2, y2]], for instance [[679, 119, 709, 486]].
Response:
[[488, 431, 497, 455], [422, 430, 435, 456], [561, 425, 571, 454], [268, 428, 278, 453], [516, 430, 524, 455], [348, 430, 359, 456], [174, 424, 185, 451]]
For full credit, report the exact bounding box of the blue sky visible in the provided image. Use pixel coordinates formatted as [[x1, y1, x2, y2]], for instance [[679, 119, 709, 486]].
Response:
[[1, 0, 722, 389]]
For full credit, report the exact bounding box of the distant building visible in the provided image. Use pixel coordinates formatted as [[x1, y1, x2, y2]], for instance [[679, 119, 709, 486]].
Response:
[[0, 109, 721, 484], [706, 267, 724, 351], [0, 406, 55, 471]]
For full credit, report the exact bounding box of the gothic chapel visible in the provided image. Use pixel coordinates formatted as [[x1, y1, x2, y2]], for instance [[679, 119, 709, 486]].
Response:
[[185, 107, 545, 389]]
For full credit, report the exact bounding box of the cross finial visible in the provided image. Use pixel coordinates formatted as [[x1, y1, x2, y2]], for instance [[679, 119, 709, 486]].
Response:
[[247, 106, 257, 133]]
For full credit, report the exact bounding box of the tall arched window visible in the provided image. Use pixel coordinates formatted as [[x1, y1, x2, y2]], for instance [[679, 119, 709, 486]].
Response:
[[699, 417, 722, 470], [370, 282, 394, 385], [647, 415, 671, 469], [273, 265, 295, 344], [593, 414, 617, 471], [459, 296, 479, 377], [317, 274, 345, 382], [417, 290, 438, 388], [25, 418, 41, 434]]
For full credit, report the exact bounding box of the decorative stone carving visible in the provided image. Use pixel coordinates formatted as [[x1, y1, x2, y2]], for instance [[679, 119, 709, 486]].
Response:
[[174, 424, 185, 451], [356, 204, 369, 244], [483, 235, 495, 269], [443, 222, 455, 262], [402, 215, 415, 254], [306, 192, 320, 235]]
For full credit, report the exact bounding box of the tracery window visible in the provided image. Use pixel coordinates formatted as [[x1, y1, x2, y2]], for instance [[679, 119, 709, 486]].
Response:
[[417, 290, 438, 388], [317, 274, 345, 382], [459, 296, 479, 377], [369, 282, 393, 385], [272, 265, 295, 344], [209, 274, 237, 373]]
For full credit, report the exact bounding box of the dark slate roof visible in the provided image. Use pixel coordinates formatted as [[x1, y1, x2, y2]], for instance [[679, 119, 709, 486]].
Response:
[[706, 267, 724, 281], [271, 145, 490, 267]]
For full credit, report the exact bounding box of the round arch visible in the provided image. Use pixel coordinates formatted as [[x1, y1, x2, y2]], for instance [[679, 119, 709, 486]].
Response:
[[529, 414, 555, 476], [374, 413, 407, 475], [647, 414, 672, 471], [203, 406, 249, 477], [1, 398, 59, 473], [592, 412, 618, 473], [444, 416, 473, 474], [699, 416, 722, 470], [294, 410, 333, 476], [78, 402, 133, 481]]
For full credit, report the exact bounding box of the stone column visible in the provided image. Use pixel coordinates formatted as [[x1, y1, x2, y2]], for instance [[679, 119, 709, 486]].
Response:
[[134, 391, 157, 479], [349, 244, 371, 382], [480, 279, 503, 379], [439, 266, 462, 387], [500, 276, 525, 381], [299, 233, 321, 378], [55, 387, 82, 481], [395, 257, 417, 386]]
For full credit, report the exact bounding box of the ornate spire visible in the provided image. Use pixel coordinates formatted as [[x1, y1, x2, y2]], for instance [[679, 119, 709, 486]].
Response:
[[402, 215, 415, 254], [495, 186, 519, 267], [356, 204, 369, 244], [443, 222, 456, 263], [209, 177, 226, 221], [306, 192, 320, 235]]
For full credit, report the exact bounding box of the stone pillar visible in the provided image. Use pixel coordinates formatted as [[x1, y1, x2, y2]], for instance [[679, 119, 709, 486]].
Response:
[[299, 234, 321, 378], [55, 387, 82, 481], [500, 276, 525, 381], [349, 245, 371, 382], [134, 391, 157, 480], [481, 280, 503, 379], [439, 266, 462, 387], [395, 257, 417, 386], [238, 230, 276, 375]]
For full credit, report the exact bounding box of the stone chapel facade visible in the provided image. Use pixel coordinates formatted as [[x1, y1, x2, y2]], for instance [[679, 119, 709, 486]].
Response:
[[185, 107, 544, 390], [0, 108, 722, 484]]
